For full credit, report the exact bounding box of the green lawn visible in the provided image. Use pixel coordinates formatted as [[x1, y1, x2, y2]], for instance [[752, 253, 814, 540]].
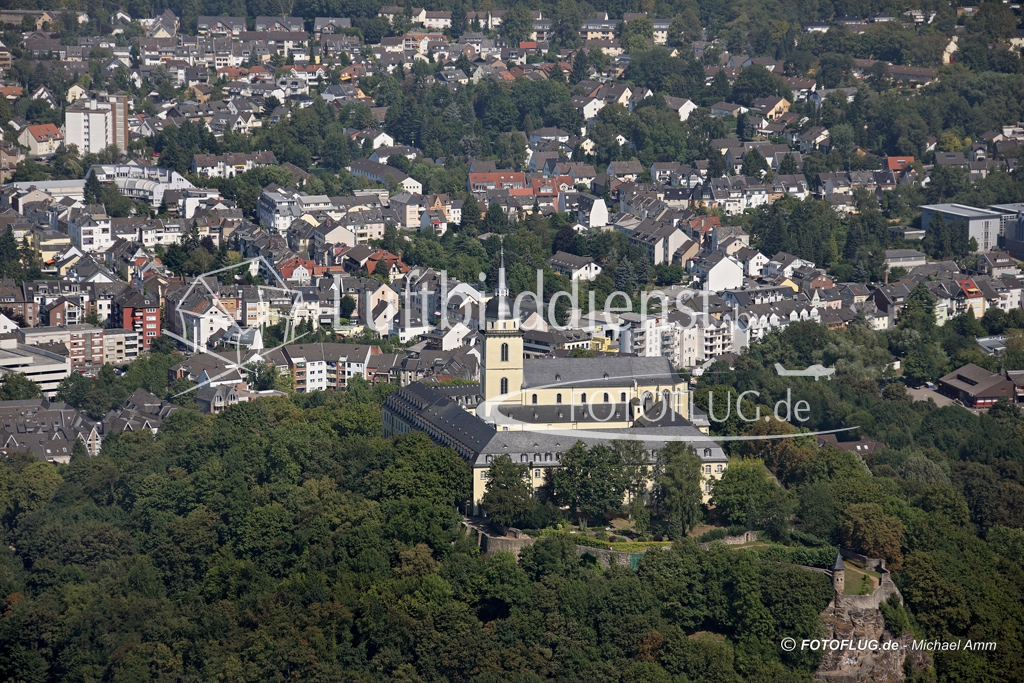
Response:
[[843, 564, 880, 595]]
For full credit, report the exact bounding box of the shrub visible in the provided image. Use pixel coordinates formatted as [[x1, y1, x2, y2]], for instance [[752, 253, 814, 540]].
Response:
[[698, 528, 729, 542]]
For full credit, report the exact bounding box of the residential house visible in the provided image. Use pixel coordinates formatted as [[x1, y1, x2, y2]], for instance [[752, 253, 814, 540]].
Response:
[[18, 124, 63, 156], [977, 251, 1016, 278], [546, 252, 602, 281], [192, 151, 276, 178], [663, 96, 698, 121], [709, 102, 748, 117], [575, 193, 608, 228]]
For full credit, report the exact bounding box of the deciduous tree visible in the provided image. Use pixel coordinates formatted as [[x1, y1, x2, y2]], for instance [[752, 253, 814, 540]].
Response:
[[481, 455, 537, 528]]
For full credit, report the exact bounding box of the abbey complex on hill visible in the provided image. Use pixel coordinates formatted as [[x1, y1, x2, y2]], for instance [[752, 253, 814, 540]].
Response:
[[384, 255, 727, 512]]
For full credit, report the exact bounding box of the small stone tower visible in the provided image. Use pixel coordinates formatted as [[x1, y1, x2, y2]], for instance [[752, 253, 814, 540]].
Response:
[[832, 548, 846, 595]]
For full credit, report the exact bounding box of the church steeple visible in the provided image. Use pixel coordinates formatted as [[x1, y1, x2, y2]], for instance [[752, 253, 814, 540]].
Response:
[[497, 247, 508, 298], [479, 247, 523, 414], [485, 247, 513, 322]]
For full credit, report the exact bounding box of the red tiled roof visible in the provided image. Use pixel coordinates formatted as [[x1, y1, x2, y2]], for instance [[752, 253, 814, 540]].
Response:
[[886, 156, 914, 171], [26, 123, 63, 143]]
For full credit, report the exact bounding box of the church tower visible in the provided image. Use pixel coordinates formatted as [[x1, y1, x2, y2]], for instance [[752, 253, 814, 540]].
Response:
[[479, 250, 523, 415]]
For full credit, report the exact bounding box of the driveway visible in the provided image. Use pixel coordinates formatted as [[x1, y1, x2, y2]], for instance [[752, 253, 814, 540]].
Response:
[[907, 386, 980, 413]]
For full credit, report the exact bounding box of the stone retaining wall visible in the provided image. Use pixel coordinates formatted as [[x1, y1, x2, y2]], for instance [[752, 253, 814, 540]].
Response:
[[466, 523, 641, 567], [464, 523, 537, 557], [840, 547, 887, 573], [698, 530, 759, 549], [574, 545, 636, 568], [835, 575, 900, 612]]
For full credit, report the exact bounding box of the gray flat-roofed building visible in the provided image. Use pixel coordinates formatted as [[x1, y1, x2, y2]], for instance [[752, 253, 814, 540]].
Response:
[[884, 249, 927, 268], [0, 336, 71, 395], [889, 226, 925, 241], [919, 203, 1003, 252], [989, 203, 1024, 259]]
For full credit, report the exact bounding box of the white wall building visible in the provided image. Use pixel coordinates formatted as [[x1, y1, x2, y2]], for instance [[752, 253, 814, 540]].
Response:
[[65, 101, 110, 155], [88, 164, 194, 207], [705, 257, 744, 292], [65, 95, 129, 155], [68, 211, 113, 253]]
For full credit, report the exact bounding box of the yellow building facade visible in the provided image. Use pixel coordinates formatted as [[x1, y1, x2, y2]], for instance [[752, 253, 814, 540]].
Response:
[[460, 253, 726, 507]]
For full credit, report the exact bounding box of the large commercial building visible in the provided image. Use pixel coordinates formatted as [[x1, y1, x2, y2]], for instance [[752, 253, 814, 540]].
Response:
[[938, 363, 1016, 408], [0, 337, 71, 396], [989, 203, 1024, 259], [919, 203, 1003, 252]]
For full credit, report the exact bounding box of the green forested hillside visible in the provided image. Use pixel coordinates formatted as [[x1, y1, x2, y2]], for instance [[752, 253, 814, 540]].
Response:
[[695, 318, 1024, 682], [2, 311, 1024, 680], [1, 382, 836, 682]]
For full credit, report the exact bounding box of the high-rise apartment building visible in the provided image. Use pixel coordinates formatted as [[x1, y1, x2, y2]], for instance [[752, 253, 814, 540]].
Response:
[[64, 94, 129, 155]]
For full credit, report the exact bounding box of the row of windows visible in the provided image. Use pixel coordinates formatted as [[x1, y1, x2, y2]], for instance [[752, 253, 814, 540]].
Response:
[[530, 391, 629, 405], [483, 466, 721, 482], [482, 469, 543, 480]]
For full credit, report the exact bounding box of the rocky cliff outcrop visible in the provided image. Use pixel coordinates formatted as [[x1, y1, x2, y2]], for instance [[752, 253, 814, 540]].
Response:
[[814, 579, 932, 682]]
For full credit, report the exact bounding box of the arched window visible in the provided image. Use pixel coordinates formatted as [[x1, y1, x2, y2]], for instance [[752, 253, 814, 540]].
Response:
[[500, 377, 508, 394], [704, 448, 711, 458], [620, 392, 626, 402], [603, 393, 610, 402], [705, 465, 711, 475], [556, 393, 562, 403], [580, 393, 587, 403], [531, 394, 537, 404], [500, 343, 509, 362]]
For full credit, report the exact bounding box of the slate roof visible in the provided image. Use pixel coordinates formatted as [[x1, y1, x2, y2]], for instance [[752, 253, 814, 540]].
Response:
[[522, 356, 680, 390], [832, 550, 845, 572]]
